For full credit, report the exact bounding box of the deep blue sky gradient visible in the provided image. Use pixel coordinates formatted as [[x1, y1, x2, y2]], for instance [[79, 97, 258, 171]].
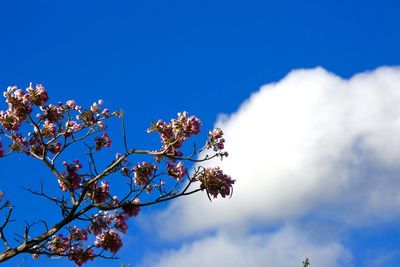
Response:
[[1, 0, 400, 266]]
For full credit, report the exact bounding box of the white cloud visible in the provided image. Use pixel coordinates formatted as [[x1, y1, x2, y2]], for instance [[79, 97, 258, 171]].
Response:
[[140, 67, 400, 267], [156, 66, 400, 235], [140, 225, 351, 267]]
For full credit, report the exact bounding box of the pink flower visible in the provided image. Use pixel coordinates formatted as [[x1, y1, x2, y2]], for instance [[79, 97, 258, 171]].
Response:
[[59, 160, 83, 191], [47, 141, 62, 154], [122, 198, 140, 217], [166, 161, 186, 179], [41, 104, 64, 123], [90, 102, 100, 112], [66, 100, 77, 109], [171, 112, 201, 137], [199, 167, 235, 199], [26, 83, 48, 107], [88, 211, 113, 235], [68, 226, 88, 241], [147, 112, 202, 158], [133, 162, 157, 186], [95, 132, 112, 150], [113, 212, 128, 233], [78, 110, 96, 126], [97, 120, 106, 129], [65, 120, 82, 136], [102, 108, 110, 118], [40, 121, 56, 138], [93, 181, 110, 203], [0, 110, 22, 130], [48, 234, 69, 254], [9, 133, 29, 153], [207, 128, 226, 152], [68, 247, 95, 266], [95, 229, 122, 254]]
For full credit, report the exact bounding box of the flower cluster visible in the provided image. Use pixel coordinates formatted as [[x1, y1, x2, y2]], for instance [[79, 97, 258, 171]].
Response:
[[26, 83, 49, 107], [148, 111, 201, 158], [68, 247, 95, 266], [47, 234, 69, 254], [207, 128, 225, 151], [121, 198, 141, 217], [40, 121, 57, 138], [38, 104, 64, 123], [65, 120, 82, 136], [10, 133, 29, 153], [59, 160, 83, 191], [88, 211, 114, 235], [133, 162, 157, 186], [95, 132, 112, 151], [48, 227, 94, 266], [0, 85, 43, 131], [88, 209, 131, 236], [69, 226, 88, 241], [95, 229, 122, 254], [45, 202, 138, 265], [0, 84, 113, 159], [113, 212, 129, 233], [166, 161, 186, 180], [92, 181, 110, 204], [199, 167, 235, 198]]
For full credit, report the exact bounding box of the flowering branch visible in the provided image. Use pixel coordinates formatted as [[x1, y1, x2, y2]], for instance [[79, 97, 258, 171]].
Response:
[[0, 83, 234, 266]]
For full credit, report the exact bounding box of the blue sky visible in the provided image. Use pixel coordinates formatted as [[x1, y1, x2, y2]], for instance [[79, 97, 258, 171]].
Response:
[[1, 0, 400, 266]]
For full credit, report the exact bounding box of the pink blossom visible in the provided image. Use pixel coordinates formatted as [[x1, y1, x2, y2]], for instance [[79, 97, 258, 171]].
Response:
[[48, 234, 69, 254], [148, 112, 201, 158], [102, 108, 110, 118], [95, 132, 112, 150], [93, 181, 110, 203], [166, 161, 186, 179], [26, 83, 48, 107], [133, 162, 157, 186], [78, 110, 96, 126], [68, 247, 95, 266], [97, 120, 106, 129], [40, 121, 56, 138], [90, 102, 100, 112], [65, 120, 82, 135], [47, 141, 62, 154], [207, 128, 226, 152], [95, 229, 122, 254], [59, 160, 83, 191], [88, 211, 113, 235], [68, 226, 88, 241], [122, 198, 140, 217], [113, 212, 128, 233], [3, 86, 32, 126], [66, 100, 77, 109], [41, 104, 64, 123], [0, 110, 21, 130], [171, 111, 201, 137], [10, 133, 29, 153], [199, 167, 235, 198]]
